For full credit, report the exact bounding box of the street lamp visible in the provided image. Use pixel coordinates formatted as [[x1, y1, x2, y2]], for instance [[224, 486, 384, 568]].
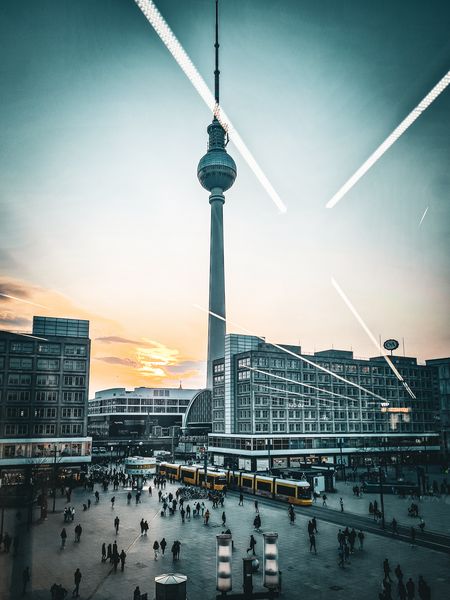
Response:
[[265, 438, 272, 474]]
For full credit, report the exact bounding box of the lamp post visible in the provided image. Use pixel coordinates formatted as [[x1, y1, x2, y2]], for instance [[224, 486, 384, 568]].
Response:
[[52, 443, 58, 513], [266, 438, 271, 474]]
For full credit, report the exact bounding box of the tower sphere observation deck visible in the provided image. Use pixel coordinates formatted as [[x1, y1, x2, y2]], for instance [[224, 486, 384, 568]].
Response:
[[197, 118, 237, 194]]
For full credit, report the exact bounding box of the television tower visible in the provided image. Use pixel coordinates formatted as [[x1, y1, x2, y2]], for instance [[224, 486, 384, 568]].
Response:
[[197, 0, 237, 388]]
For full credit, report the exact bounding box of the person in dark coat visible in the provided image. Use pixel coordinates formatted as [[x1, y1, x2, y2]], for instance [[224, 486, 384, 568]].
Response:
[[72, 568, 82, 597], [160, 538, 167, 556], [119, 550, 126, 571]]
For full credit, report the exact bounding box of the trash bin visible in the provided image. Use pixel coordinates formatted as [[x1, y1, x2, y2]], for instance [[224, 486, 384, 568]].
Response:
[[154, 573, 187, 600]]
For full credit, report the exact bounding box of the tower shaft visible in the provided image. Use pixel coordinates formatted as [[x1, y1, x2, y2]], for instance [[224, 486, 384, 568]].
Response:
[[207, 189, 226, 387]]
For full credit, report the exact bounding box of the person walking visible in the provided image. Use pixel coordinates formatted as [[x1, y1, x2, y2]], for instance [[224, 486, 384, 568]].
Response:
[[171, 541, 177, 561], [247, 535, 257, 555], [204, 509, 210, 525], [111, 496, 115, 509], [406, 578, 415, 600], [398, 580, 407, 600], [72, 568, 82, 597], [112, 552, 120, 573], [239, 492, 244, 506], [391, 518, 399, 536], [60, 528, 67, 549], [358, 530, 365, 550], [127, 492, 132, 505], [95, 491, 99, 503], [383, 558, 392, 581], [222, 512, 226, 526], [22, 566, 30, 595], [119, 550, 126, 571], [101, 543, 106, 562], [133, 586, 141, 600], [160, 538, 167, 556], [322, 494, 327, 507], [180, 508, 185, 523], [309, 533, 317, 554], [340, 497, 344, 512], [114, 516, 120, 534], [74, 524, 82, 543], [254, 500, 259, 513], [107, 543, 112, 563], [394, 564, 403, 581], [153, 540, 159, 560], [312, 516, 318, 533]]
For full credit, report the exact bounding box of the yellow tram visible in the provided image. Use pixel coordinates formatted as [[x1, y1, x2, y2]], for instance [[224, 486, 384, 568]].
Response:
[[158, 462, 312, 505]]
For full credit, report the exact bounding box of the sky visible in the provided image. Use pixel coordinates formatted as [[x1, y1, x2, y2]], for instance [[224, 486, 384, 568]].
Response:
[[0, 0, 449, 395]]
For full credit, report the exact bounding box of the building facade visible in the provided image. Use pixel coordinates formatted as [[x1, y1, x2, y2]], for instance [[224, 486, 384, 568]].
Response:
[[0, 316, 92, 492], [426, 357, 450, 456], [209, 334, 444, 470], [88, 386, 203, 439]]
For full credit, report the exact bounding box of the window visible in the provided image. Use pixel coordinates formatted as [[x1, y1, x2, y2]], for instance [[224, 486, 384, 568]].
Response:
[[37, 358, 60, 370], [237, 370, 250, 380], [9, 357, 32, 369], [63, 375, 85, 386], [63, 391, 84, 402], [34, 424, 56, 435], [65, 344, 87, 356], [36, 374, 59, 386], [38, 343, 61, 354], [35, 391, 58, 402], [62, 408, 83, 418], [237, 357, 250, 368], [213, 363, 225, 373], [63, 359, 86, 372], [7, 391, 30, 402], [4, 424, 28, 435], [34, 407, 57, 419], [6, 407, 29, 418], [10, 341, 33, 353]]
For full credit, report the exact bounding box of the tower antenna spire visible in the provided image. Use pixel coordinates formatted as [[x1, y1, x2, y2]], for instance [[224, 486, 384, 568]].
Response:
[[214, 0, 220, 105]]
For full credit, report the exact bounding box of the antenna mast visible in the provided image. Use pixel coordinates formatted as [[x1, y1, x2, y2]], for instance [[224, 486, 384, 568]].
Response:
[[214, 0, 220, 105]]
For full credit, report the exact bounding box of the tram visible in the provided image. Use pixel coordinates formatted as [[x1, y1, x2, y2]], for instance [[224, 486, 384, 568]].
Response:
[[158, 462, 312, 505]]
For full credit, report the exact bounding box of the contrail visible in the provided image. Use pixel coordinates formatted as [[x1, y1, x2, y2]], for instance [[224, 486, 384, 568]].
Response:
[[134, 0, 287, 213], [0, 292, 48, 309], [419, 206, 429, 227], [194, 303, 388, 403], [331, 277, 416, 399], [326, 70, 450, 209]]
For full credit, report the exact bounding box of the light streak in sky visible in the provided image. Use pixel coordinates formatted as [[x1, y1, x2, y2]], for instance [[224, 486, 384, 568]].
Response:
[[257, 383, 344, 407], [326, 71, 450, 209], [194, 304, 388, 403], [419, 206, 429, 227], [14, 333, 49, 341], [331, 277, 416, 399], [0, 292, 48, 309], [251, 368, 376, 404], [134, 0, 287, 213]]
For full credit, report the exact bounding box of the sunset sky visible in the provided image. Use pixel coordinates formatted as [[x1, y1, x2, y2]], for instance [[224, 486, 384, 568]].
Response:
[[1, 0, 449, 395]]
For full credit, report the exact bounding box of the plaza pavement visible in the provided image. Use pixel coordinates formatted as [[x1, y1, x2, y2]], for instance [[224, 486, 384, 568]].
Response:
[[1, 479, 449, 600]]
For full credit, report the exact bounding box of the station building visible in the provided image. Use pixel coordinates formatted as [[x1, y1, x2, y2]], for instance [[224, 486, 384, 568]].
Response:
[[208, 334, 445, 471]]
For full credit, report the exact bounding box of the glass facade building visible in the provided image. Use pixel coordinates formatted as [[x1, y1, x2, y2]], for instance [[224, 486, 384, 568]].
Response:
[[209, 334, 445, 470], [0, 316, 92, 491]]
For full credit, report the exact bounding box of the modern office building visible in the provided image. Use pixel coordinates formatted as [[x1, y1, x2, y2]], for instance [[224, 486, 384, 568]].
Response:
[[208, 334, 444, 471], [0, 316, 92, 494], [88, 386, 205, 439]]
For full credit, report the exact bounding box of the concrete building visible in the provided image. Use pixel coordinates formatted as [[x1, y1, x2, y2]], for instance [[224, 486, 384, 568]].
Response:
[[197, 0, 237, 387], [208, 334, 444, 471], [88, 386, 204, 439], [0, 316, 92, 494]]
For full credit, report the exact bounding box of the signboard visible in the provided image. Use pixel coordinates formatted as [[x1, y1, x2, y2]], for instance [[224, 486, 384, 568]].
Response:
[[239, 458, 252, 471], [214, 455, 224, 466], [383, 339, 399, 352], [256, 459, 269, 471]]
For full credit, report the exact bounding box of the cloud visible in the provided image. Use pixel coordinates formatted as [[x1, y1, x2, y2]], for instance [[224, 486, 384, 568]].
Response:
[[95, 356, 140, 368], [165, 360, 205, 375], [95, 336, 140, 344], [0, 280, 31, 301], [0, 311, 32, 328]]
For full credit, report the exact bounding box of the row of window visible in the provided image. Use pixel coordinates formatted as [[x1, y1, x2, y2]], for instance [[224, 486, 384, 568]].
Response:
[[0, 341, 87, 355], [2, 406, 83, 418], [5, 358, 86, 371], [3, 423, 83, 435], [3, 390, 85, 402]]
